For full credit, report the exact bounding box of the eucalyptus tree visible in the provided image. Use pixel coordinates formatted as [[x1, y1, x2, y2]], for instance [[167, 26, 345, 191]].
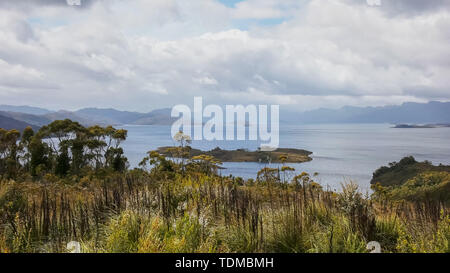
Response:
[[0, 119, 130, 178], [189, 154, 222, 176], [139, 151, 177, 179], [86, 125, 128, 170], [104, 126, 128, 171], [0, 128, 21, 178], [173, 130, 192, 172], [37, 119, 85, 154], [18, 126, 34, 172], [37, 119, 86, 175]]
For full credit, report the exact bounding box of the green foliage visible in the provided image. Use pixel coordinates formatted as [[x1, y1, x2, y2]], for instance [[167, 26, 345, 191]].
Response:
[[188, 154, 222, 176], [373, 216, 401, 253], [0, 183, 27, 224], [0, 122, 448, 253], [55, 147, 71, 177], [0, 128, 21, 179], [308, 215, 367, 253], [265, 210, 307, 253], [104, 210, 143, 253], [103, 211, 209, 253], [372, 156, 450, 187], [29, 136, 50, 177], [372, 171, 450, 203], [1, 119, 129, 180], [0, 170, 448, 253], [220, 225, 260, 253], [395, 212, 449, 253], [371, 156, 450, 204], [139, 151, 178, 179], [388, 172, 450, 202]]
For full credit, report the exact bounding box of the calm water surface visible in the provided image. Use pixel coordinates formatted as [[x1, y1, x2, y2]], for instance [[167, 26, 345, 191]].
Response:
[[121, 124, 450, 192]]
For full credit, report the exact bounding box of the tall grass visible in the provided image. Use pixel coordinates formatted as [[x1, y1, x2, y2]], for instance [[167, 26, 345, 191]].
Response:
[[0, 173, 448, 253]]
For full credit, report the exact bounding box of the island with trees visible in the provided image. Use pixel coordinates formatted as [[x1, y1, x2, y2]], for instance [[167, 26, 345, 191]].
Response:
[[393, 124, 450, 128], [157, 146, 313, 163]]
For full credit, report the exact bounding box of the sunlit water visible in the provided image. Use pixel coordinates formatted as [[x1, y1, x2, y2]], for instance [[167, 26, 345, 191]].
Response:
[[121, 124, 450, 192]]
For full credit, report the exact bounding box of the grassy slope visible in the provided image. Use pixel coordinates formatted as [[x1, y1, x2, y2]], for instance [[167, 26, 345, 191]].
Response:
[[1, 174, 448, 253], [371, 157, 450, 203], [371, 158, 450, 187]]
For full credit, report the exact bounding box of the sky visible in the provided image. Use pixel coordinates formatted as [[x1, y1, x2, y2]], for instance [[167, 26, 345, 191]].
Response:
[[0, 0, 449, 112]]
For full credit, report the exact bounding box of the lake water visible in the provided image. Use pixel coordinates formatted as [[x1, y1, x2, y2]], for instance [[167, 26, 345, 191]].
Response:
[[121, 124, 450, 192]]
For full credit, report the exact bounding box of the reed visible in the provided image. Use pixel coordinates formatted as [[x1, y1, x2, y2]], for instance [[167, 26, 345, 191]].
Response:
[[0, 172, 447, 253]]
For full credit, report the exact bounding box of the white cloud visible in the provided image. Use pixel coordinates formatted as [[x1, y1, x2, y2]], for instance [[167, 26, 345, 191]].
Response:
[[231, 0, 308, 19], [0, 58, 54, 89], [193, 76, 218, 85], [0, 0, 449, 112]]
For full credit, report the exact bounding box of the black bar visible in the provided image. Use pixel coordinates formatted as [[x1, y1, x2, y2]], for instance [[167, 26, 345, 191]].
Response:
[[0, 253, 446, 272]]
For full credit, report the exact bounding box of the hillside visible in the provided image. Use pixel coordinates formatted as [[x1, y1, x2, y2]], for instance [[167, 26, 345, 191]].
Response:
[[371, 156, 450, 187], [0, 105, 52, 115], [43, 111, 100, 126], [75, 108, 145, 125], [75, 107, 174, 125], [289, 101, 450, 124], [0, 111, 51, 127], [133, 108, 174, 125], [2, 101, 450, 127], [371, 156, 450, 203], [0, 106, 173, 127], [0, 113, 38, 131]]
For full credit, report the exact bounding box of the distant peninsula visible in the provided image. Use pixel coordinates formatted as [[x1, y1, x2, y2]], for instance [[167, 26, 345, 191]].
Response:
[[393, 123, 450, 128], [156, 146, 313, 163]]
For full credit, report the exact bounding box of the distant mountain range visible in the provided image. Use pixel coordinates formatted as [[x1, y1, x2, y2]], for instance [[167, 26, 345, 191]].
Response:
[[1, 101, 449, 131], [283, 101, 450, 124], [0, 105, 52, 115], [0, 114, 40, 131], [0, 105, 175, 131]]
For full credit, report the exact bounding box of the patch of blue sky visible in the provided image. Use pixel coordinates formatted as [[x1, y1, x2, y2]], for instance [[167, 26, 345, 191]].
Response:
[[27, 17, 68, 28], [217, 0, 289, 29], [218, 0, 245, 8], [232, 17, 288, 30], [27, 17, 43, 24]]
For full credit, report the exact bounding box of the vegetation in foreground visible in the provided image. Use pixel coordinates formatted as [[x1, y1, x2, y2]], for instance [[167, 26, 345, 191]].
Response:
[[0, 120, 449, 253]]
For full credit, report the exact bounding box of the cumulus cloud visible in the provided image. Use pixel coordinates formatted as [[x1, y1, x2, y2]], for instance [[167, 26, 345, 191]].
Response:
[[0, 0, 449, 112], [345, 0, 450, 17], [0, 0, 99, 10], [232, 0, 307, 19]]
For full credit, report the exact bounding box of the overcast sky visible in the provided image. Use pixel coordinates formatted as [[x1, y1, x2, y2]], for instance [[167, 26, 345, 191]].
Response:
[[0, 0, 449, 112]]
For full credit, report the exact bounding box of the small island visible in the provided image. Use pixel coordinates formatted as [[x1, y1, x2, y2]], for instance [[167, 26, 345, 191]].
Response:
[[156, 146, 313, 163], [393, 123, 450, 128]]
